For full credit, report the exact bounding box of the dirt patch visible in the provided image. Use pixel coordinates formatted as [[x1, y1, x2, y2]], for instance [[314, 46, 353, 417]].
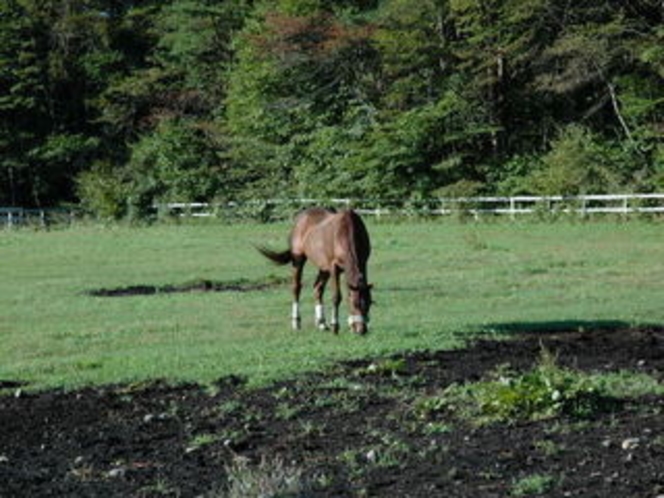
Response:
[[87, 276, 288, 297], [1, 326, 663, 497]]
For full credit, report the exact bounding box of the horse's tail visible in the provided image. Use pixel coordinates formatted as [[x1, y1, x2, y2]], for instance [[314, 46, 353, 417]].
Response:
[[256, 245, 293, 266]]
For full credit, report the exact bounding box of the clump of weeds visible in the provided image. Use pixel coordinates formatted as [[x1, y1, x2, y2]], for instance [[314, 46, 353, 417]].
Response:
[[217, 455, 311, 498], [416, 347, 622, 426]]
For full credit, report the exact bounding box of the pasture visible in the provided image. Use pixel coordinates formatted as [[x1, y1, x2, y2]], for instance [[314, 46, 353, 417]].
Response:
[[1, 218, 664, 390], [2, 218, 664, 497]]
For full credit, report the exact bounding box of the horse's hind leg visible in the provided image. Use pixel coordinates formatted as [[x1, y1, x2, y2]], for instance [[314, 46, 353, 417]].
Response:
[[330, 269, 341, 334], [291, 258, 305, 330], [313, 270, 330, 330]]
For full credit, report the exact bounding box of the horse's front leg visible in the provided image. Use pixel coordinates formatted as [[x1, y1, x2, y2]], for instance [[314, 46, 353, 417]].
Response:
[[292, 259, 305, 330], [313, 271, 330, 330], [330, 269, 341, 334]]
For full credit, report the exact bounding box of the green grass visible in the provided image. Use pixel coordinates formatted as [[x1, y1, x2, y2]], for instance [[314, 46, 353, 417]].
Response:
[[2, 218, 664, 390]]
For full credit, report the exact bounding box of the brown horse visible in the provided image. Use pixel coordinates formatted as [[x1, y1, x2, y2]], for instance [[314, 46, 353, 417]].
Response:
[[257, 207, 373, 334]]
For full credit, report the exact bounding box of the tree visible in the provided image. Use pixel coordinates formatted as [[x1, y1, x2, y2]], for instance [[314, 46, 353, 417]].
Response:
[[225, 1, 379, 198], [0, 0, 50, 205]]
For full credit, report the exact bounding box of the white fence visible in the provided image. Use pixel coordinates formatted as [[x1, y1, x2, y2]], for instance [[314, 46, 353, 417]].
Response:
[[156, 194, 664, 219], [5, 194, 664, 227], [0, 207, 79, 228]]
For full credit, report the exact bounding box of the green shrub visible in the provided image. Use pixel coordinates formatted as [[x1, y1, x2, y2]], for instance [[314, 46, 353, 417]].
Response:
[[524, 125, 628, 196], [76, 161, 129, 220]]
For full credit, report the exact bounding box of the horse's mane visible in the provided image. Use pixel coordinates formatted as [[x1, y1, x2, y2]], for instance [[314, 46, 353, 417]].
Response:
[[341, 210, 369, 287]]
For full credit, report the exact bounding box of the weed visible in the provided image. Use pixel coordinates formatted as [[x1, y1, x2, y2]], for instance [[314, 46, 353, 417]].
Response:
[[187, 433, 223, 452], [318, 377, 364, 391], [357, 358, 408, 378], [220, 455, 308, 498], [136, 479, 179, 497], [216, 400, 244, 417], [511, 473, 557, 496], [275, 402, 300, 421], [299, 420, 326, 438], [338, 449, 365, 480], [533, 439, 562, 457], [589, 370, 664, 398], [419, 348, 620, 425], [653, 435, 664, 449], [366, 430, 412, 469], [422, 421, 453, 436], [338, 431, 413, 477]]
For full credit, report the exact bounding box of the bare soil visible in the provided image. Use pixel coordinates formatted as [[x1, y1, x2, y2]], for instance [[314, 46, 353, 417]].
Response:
[[1, 326, 663, 497]]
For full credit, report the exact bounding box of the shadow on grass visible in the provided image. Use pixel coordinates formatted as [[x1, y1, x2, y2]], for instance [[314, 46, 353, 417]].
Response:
[[87, 275, 289, 298]]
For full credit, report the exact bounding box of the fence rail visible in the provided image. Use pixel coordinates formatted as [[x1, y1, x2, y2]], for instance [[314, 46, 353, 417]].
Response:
[[155, 194, 664, 220], [0, 207, 79, 228], [5, 194, 664, 227]]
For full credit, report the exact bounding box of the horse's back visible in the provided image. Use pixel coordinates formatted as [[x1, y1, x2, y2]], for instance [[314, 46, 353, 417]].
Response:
[[290, 208, 370, 262], [290, 207, 336, 256]]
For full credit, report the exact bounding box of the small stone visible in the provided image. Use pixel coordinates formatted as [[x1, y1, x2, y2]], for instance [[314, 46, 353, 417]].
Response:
[[0, 455, 9, 464], [621, 438, 640, 451], [108, 467, 126, 478], [366, 449, 378, 463]]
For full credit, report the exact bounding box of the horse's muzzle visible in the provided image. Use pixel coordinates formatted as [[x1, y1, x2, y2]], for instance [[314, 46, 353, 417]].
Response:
[[348, 315, 369, 335]]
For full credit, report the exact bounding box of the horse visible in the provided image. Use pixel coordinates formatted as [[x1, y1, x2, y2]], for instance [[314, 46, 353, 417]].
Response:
[[257, 207, 373, 334]]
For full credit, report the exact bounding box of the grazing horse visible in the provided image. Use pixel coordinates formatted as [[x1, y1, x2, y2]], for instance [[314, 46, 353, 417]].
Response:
[[257, 207, 373, 334]]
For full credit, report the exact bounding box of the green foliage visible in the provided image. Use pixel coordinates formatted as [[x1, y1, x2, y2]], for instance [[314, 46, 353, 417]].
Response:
[[2, 0, 664, 213], [77, 162, 129, 220], [425, 348, 619, 425], [125, 119, 223, 218], [524, 125, 626, 195]]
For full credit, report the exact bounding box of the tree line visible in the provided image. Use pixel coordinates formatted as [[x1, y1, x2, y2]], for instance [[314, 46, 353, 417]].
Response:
[[1, 0, 663, 219]]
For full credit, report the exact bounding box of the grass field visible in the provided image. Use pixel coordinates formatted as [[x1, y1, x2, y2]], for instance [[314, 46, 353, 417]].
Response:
[[2, 218, 663, 391]]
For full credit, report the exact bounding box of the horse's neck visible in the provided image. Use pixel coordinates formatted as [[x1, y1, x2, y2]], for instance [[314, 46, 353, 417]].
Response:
[[338, 213, 366, 286]]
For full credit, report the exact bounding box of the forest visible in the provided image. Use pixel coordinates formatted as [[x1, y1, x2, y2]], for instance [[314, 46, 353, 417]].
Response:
[[1, 0, 663, 218]]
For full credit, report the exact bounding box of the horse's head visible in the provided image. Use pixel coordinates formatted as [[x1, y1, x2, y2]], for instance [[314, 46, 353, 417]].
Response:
[[348, 281, 373, 335]]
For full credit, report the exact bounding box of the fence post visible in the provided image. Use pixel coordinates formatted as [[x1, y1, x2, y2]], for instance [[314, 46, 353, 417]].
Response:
[[581, 197, 587, 218]]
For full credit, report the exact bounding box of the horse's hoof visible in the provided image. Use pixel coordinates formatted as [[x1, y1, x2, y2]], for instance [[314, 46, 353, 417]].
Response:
[[317, 322, 329, 331]]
